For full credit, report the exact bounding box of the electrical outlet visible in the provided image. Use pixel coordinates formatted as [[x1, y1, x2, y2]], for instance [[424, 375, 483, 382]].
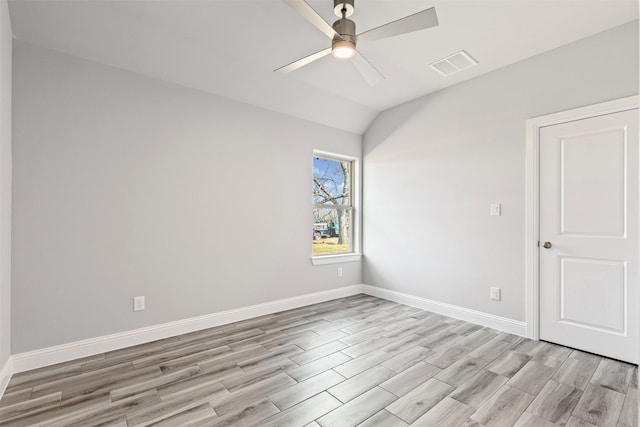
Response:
[[337, 267, 343, 278], [133, 296, 145, 311], [490, 287, 501, 301]]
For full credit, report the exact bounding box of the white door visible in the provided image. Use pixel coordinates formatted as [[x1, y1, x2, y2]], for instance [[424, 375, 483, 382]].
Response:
[[539, 108, 638, 363]]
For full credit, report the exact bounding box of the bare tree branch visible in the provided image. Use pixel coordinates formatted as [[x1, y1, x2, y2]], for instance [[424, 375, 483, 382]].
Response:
[[314, 177, 346, 204]]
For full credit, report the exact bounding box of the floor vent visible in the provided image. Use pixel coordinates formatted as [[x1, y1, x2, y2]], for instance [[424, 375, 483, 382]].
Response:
[[430, 50, 478, 76]]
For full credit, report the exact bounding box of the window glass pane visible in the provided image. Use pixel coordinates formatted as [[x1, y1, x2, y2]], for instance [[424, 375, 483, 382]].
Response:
[[312, 207, 351, 255], [313, 157, 351, 206]]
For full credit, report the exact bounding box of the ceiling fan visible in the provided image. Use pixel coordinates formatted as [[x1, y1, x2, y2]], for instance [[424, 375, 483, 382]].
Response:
[[275, 0, 439, 86]]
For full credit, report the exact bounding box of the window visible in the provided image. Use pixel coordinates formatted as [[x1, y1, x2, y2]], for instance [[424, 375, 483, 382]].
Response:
[[312, 154, 354, 257]]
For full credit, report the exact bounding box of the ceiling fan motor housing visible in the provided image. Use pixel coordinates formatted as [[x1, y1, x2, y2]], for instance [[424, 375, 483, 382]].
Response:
[[332, 17, 356, 48]]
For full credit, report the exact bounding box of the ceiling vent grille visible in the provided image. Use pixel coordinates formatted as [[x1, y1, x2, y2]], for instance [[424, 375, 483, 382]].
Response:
[[430, 50, 478, 76]]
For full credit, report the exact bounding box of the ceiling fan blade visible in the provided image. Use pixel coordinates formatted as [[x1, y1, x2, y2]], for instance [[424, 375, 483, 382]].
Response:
[[274, 47, 332, 73], [282, 0, 338, 40], [352, 51, 384, 86], [357, 7, 438, 43]]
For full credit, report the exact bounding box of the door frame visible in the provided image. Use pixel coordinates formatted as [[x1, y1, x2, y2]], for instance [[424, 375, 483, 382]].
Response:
[[524, 95, 639, 340]]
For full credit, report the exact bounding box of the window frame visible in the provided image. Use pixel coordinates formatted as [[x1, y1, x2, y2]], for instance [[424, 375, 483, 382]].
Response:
[[311, 150, 361, 265]]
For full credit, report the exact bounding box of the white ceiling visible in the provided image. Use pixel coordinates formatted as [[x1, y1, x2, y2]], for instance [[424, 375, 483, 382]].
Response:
[[8, 0, 638, 134]]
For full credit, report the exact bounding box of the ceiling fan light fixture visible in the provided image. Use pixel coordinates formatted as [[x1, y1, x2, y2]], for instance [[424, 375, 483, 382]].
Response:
[[331, 17, 356, 59], [277, 0, 439, 86], [332, 38, 356, 59]]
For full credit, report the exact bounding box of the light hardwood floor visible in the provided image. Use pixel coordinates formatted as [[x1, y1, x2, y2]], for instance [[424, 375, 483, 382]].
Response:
[[0, 294, 637, 426]]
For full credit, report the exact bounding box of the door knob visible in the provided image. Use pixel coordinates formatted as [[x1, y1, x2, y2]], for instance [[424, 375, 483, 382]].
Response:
[[542, 241, 552, 249]]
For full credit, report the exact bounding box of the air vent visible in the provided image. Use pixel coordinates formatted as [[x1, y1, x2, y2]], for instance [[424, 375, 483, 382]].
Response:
[[430, 50, 478, 76]]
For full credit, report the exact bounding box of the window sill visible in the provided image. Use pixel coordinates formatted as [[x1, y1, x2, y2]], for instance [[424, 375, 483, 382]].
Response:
[[311, 253, 362, 265]]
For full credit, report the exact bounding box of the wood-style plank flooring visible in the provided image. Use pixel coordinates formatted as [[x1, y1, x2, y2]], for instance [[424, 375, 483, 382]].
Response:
[[1, 294, 637, 426]]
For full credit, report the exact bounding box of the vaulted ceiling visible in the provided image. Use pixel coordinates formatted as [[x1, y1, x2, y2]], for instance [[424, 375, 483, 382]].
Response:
[[8, 0, 638, 133]]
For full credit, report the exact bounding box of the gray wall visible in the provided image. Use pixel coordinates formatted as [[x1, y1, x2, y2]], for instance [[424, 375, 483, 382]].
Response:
[[0, 0, 11, 368], [363, 21, 639, 322], [12, 41, 362, 353]]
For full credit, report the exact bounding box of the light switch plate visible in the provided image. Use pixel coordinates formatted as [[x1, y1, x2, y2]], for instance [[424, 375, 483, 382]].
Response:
[[134, 296, 145, 311], [490, 203, 501, 216]]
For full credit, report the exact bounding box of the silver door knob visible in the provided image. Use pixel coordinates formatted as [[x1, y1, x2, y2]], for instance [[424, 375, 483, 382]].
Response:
[[542, 241, 552, 249]]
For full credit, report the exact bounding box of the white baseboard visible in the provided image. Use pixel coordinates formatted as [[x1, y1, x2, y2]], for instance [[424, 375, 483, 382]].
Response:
[[9, 283, 528, 378], [0, 356, 12, 399], [361, 285, 527, 337], [11, 285, 365, 373]]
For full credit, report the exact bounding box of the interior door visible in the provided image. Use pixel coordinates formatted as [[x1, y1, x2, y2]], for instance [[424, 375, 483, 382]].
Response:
[[539, 108, 638, 363]]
